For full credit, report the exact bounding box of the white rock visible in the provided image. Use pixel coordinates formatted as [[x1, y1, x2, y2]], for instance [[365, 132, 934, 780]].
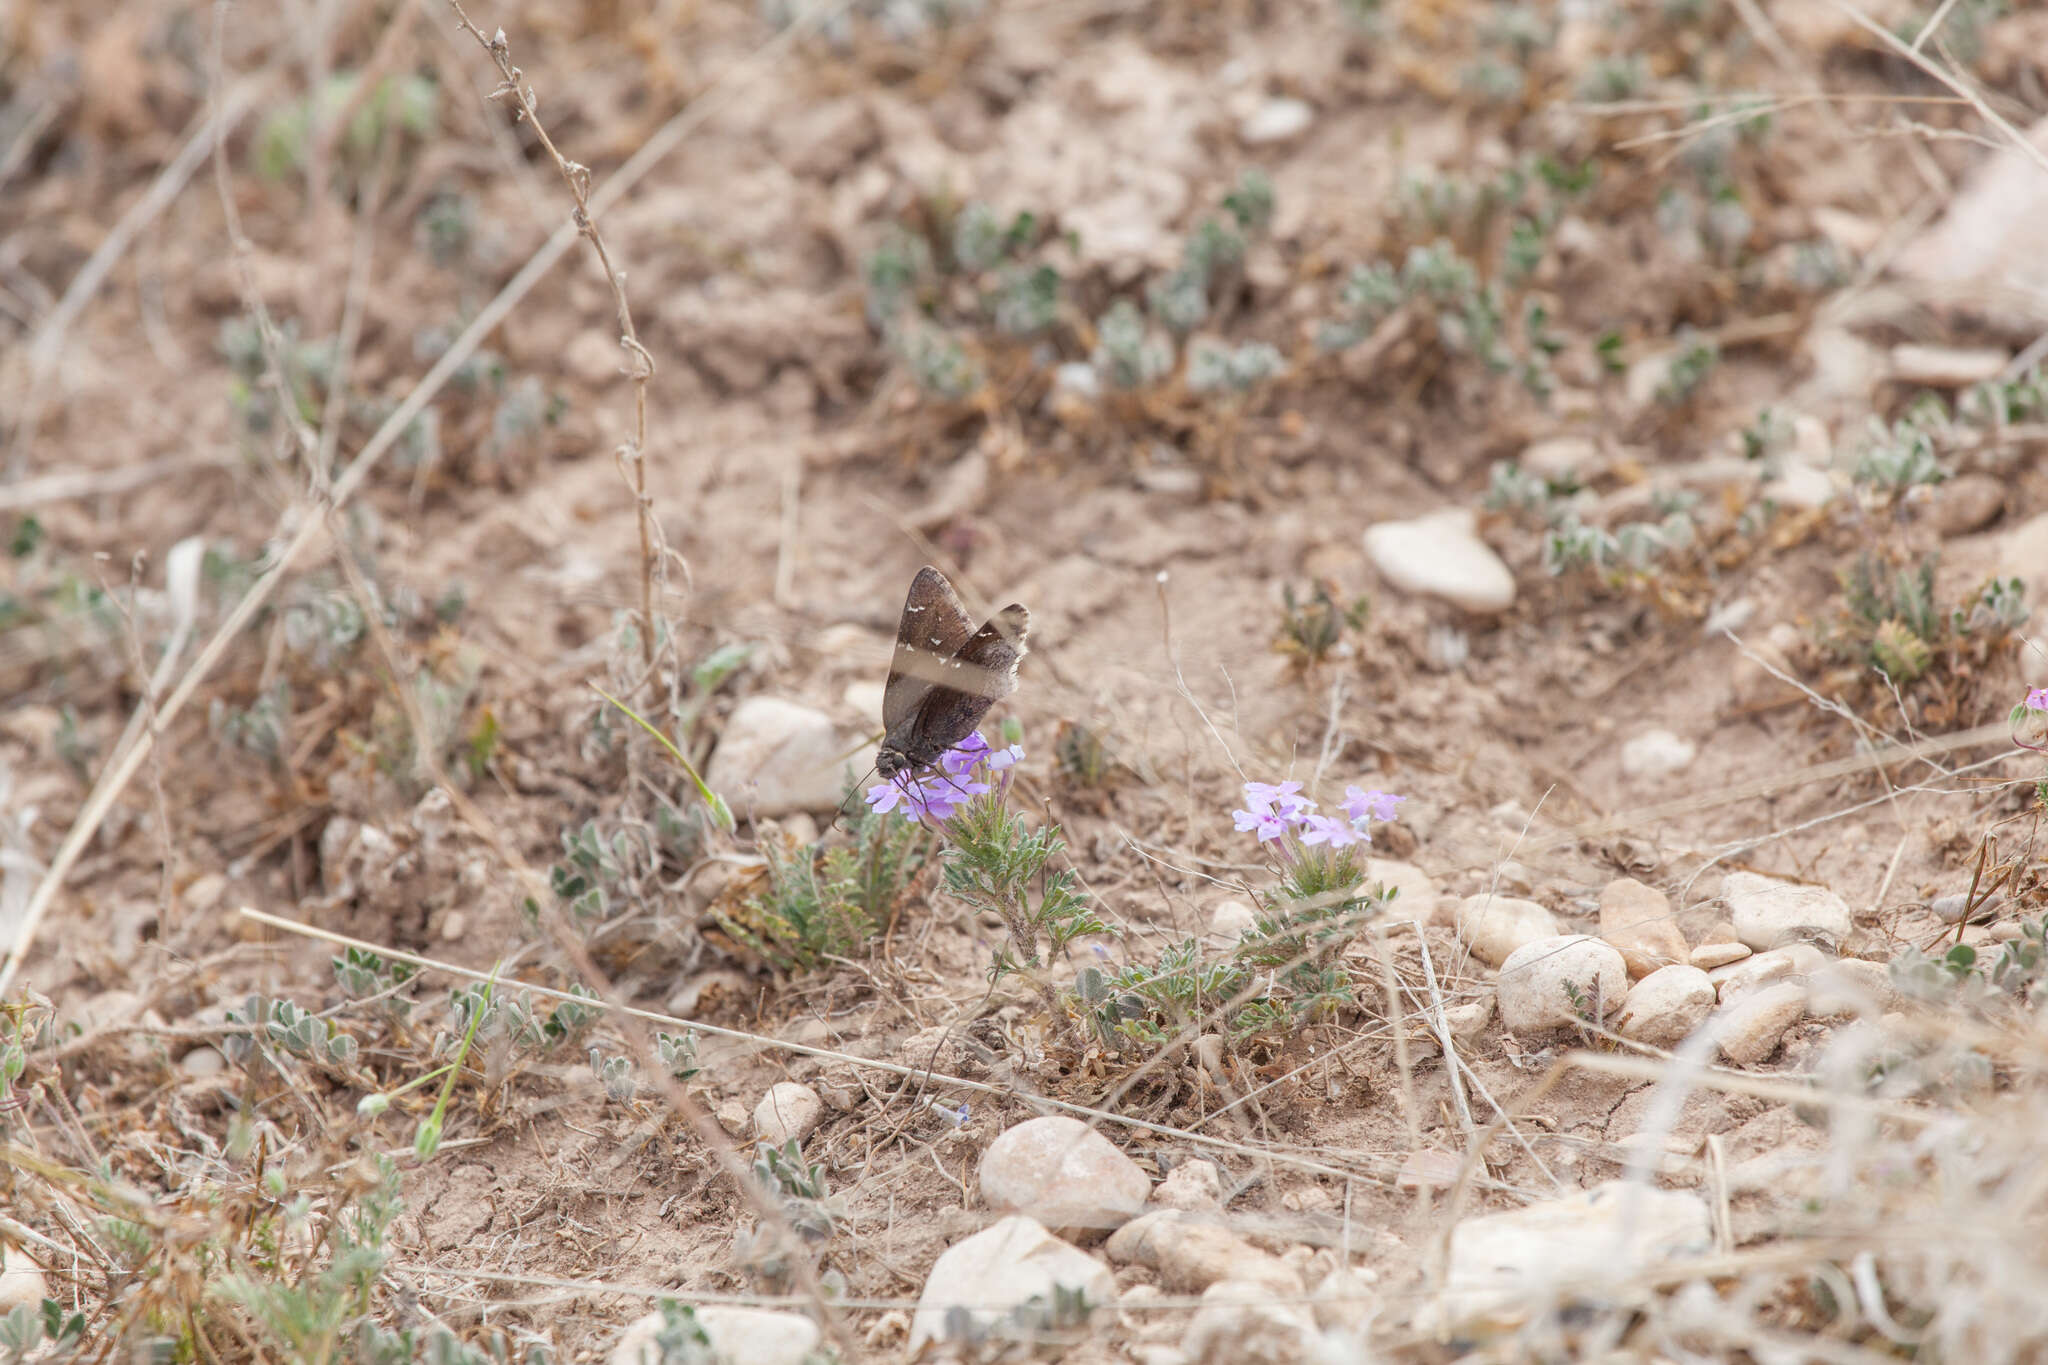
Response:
[[608, 1305, 821, 1365], [1891, 343, 2010, 388], [753, 1082, 824, 1149], [841, 679, 885, 719], [1496, 935, 1628, 1034], [909, 1216, 1116, 1355], [1806, 957, 1897, 1017], [1152, 1160, 1224, 1212], [1619, 730, 1696, 781], [1613, 965, 1717, 1048], [1715, 981, 1807, 1065], [1181, 1279, 1322, 1365], [979, 1115, 1150, 1238], [180, 1045, 227, 1078], [1310, 1264, 1378, 1333], [1239, 97, 1313, 144], [1689, 939, 1751, 970], [1107, 1210, 1301, 1295], [1597, 877, 1689, 978], [1454, 894, 1560, 967], [1363, 509, 1516, 613], [1710, 942, 1828, 1003], [0, 1244, 46, 1313], [1364, 858, 1437, 917], [1206, 899, 1260, 945], [1761, 461, 1835, 510], [1894, 115, 2048, 330], [1723, 871, 1852, 951], [1519, 435, 1599, 481], [1424, 1181, 1711, 1331], [706, 698, 870, 818], [1997, 510, 2048, 588]]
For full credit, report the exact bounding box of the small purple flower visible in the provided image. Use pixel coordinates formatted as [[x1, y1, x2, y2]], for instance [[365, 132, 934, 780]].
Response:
[[867, 733, 1015, 823], [941, 732, 993, 776], [1234, 807, 1290, 842], [1242, 779, 1312, 821], [1342, 786, 1405, 824], [2028, 688, 2048, 712], [1299, 813, 1367, 848]]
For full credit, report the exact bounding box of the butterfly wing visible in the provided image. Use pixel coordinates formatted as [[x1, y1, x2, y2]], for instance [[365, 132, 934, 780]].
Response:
[[883, 566, 978, 736], [903, 602, 1030, 755]]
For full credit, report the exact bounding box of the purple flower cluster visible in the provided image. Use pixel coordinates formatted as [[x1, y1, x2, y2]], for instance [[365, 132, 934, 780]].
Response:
[[1233, 779, 1404, 850], [866, 732, 1023, 823], [2028, 688, 2048, 712]]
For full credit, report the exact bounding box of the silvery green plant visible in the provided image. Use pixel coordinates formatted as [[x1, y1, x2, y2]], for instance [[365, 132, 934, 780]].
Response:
[[1186, 339, 1285, 394], [223, 995, 358, 1070], [1655, 330, 1719, 405], [1853, 405, 1950, 491], [1092, 299, 1173, 390]]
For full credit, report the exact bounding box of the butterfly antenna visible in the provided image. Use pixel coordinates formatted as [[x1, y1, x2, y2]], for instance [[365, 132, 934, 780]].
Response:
[[828, 759, 884, 837]]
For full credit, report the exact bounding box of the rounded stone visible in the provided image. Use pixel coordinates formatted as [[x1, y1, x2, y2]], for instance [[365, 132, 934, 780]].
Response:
[[1597, 877, 1690, 978], [1715, 982, 1807, 1065], [979, 1116, 1150, 1238], [910, 1216, 1115, 1355], [1454, 894, 1560, 968], [609, 1306, 820, 1365], [1363, 509, 1516, 613], [1496, 935, 1628, 1034], [0, 1245, 46, 1313], [1723, 871, 1852, 951], [1619, 729, 1697, 781], [705, 697, 871, 818], [1613, 965, 1717, 1048], [753, 1082, 825, 1149]]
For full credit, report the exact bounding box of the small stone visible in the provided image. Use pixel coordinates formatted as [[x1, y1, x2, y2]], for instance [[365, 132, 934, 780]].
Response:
[[1889, 343, 2009, 387], [1762, 461, 1835, 510], [1931, 473, 2005, 536], [1806, 958, 1898, 1017], [180, 1046, 227, 1078], [1396, 1147, 1465, 1190], [1597, 878, 1690, 978], [1496, 935, 1628, 1034], [1997, 510, 2048, 588], [609, 1305, 821, 1365], [1363, 509, 1517, 613], [1454, 894, 1560, 967], [1181, 1279, 1322, 1365], [1619, 730, 1696, 781], [706, 697, 871, 818], [1310, 1264, 1378, 1334], [1424, 1181, 1711, 1331], [1206, 900, 1259, 945], [1519, 435, 1599, 481], [1716, 982, 1807, 1065], [1152, 1160, 1224, 1212], [1690, 926, 1751, 970], [753, 1082, 824, 1149], [909, 1216, 1115, 1356], [1613, 965, 1717, 1048], [1239, 96, 1314, 144], [0, 1245, 46, 1313], [715, 1099, 749, 1134], [1894, 115, 2048, 331], [1192, 1033, 1226, 1076], [1363, 858, 1437, 915], [1709, 942, 1827, 1002], [1723, 871, 1852, 951], [1107, 1210, 1301, 1295], [1441, 996, 1494, 1044], [979, 1115, 1150, 1238], [182, 871, 228, 914], [440, 910, 467, 942]]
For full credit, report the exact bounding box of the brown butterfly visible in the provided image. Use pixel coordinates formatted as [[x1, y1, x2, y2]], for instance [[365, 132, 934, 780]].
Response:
[[878, 566, 1030, 782]]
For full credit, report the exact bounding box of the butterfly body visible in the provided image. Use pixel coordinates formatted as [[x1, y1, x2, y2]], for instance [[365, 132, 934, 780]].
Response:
[[877, 566, 1029, 780]]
